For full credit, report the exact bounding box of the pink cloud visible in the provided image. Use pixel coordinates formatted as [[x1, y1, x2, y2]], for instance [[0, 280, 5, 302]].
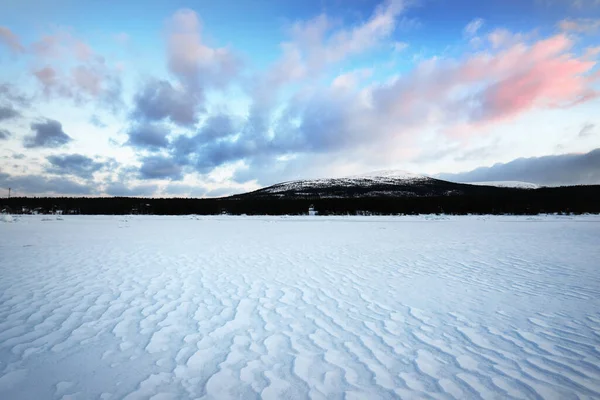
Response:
[[30, 32, 95, 61], [166, 9, 240, 91], [558, 18, 600, 33], [34, 67, 58, 90], [24, 31, 123, 107], [367, 33, 597, 141], [31, 34, 64, 58], [0, 26, 24, 53], [33, 66, 74, 98], [72, 65, 103, 96]]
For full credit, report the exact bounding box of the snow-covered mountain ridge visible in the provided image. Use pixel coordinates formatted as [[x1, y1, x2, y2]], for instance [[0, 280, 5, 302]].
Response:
[[261, 170, 431, 195], [463, 181, 540, 189], [234, 170, 541, 199]]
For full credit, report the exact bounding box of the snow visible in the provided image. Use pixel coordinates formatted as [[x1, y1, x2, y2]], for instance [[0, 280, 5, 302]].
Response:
[[1, 214, 14, 223], [346, 169, 428, 180], [464, 181, 540, 189], [261, 170, 430, 195], [1, 214, 600, 399]]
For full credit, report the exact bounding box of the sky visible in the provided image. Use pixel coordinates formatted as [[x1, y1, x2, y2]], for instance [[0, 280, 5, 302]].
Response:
[[1, 0, 599, 197]]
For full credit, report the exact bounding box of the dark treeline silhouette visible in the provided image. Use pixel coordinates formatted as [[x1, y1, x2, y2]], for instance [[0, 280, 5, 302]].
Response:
[[2, 185, 600, 215]]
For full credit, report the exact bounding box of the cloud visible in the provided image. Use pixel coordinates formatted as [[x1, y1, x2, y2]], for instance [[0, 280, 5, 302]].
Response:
[[30, 32, 94, 61], [288, 0, 405, 68], [538, 0, 600, 8], [24, 119, 72, 148], [34, 62, 122, 109], [104, 182, 158, 197], [166, 9, 240, 91], [0, 26, 24, 53], [205, 187, 235, 198], [0, 129, 11, 139], [27, 32, 123, 110], [129, 9, 241, 128], [0, 83, 30, 107], [0, 105, 20, 121], [250, 0, 406, 112], [139, 155, 183, 180], [164, 182, 208, 197], [170, 114, 246, 173], [579, 122, 595, 137], [331, 69, 373, 90], [0, 172, 96, 195], [33, 67, 63, 96], [171, 113, 237, 153], [392, 41, 409, 52], [370, 33, 599, 137], [146, 30, 599, 183], [45, 154, 108, 179], [558, 18, 600, 33], [437, 148, 600, 186], [131, 79, 201, 126], [89, 114, 107, 128], [170, 113, 239, 167], [194, 0, 410, 179], [464, 18, 484, 36], [125, 123, 170, 150]]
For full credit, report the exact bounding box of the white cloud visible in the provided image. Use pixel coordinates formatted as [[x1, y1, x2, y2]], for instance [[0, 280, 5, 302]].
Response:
[[464, 18, 484, 37]]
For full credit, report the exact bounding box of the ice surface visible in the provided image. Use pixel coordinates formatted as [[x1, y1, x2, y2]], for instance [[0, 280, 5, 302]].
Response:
[[1, 214, 600, 399]]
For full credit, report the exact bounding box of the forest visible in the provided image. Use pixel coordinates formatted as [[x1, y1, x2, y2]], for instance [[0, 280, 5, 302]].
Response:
[[2, 185, 600, 216]]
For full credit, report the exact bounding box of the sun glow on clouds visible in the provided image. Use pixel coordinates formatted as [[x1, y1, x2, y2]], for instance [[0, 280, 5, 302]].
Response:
[[0, 0, 599, 196]]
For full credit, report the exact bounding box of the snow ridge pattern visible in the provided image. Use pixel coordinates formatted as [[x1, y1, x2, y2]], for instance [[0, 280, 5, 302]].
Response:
[[1, 215, 600, 399]]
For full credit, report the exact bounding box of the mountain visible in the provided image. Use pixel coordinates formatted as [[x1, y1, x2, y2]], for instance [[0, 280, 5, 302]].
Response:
[[232, 170, 510, 199], [460, 181, 540, 189]]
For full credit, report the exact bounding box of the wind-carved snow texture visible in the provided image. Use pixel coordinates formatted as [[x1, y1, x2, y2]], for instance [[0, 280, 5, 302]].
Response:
[[1, 215, 600, 399]]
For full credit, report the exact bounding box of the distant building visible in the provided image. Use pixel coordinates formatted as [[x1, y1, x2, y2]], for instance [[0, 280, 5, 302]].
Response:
[[308, 205, 318, 216]]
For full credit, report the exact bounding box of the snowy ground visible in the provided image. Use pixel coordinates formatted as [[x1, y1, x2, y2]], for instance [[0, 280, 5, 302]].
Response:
[[1, 214, 600, 399]]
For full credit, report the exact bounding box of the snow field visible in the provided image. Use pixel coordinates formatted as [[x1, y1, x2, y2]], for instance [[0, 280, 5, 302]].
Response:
[[1, 215, 599, 399]]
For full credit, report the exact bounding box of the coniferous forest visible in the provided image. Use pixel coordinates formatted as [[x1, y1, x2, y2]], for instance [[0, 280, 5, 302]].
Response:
[[2, 185, 599, 216]]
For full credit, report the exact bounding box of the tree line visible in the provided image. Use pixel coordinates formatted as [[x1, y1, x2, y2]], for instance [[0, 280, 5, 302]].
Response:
[[2, 185, 599, 215]]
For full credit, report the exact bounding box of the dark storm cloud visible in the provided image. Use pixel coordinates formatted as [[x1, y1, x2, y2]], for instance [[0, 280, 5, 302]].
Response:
[[139, 155, 183, 180], [45, 154, 107, 179], [0, 172, 96, 195], [24, 119, 72, 148], [0, 105, 20, 121], [131, 79, 201, 127], [0, 129, 11, 139], [437, 148, 600, 186], [104, 182, 158, 197], [125, 123, 170, 150]]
